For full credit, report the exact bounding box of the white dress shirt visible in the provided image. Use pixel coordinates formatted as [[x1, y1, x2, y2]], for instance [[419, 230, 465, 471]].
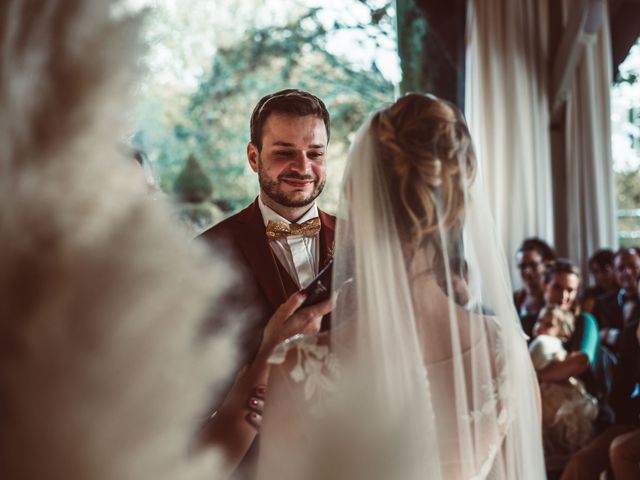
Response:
[[258, 196, 319, 288]]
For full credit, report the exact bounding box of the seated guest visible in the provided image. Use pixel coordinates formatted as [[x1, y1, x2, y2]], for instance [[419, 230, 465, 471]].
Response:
[[593, 248, 640, 353], [561, 276, 640, 480], [609, 286, 640, 427], [609, 312, 640, 480], [530, 305, 598, 456], [581, 249, 617, 314], [513, 237, 557, 320], [609, 428, 640, 480], [533, 260, 600, 400]]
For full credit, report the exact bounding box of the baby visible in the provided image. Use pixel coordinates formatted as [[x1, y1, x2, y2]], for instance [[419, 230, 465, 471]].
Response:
[[529, 305, 598, 456]]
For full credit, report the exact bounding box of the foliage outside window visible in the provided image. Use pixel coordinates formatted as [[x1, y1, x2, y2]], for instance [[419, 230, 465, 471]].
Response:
[[125, 0, 399, 228], [612, 39, 640, 247]]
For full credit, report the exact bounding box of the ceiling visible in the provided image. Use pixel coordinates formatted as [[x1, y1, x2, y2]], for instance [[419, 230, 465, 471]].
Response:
[[609, 0, 640, 75]]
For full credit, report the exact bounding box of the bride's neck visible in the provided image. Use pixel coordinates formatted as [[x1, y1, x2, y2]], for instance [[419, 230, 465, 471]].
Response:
[[406, 242, 437, 280]]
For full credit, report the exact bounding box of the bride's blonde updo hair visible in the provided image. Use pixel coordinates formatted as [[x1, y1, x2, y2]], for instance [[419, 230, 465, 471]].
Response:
[[372, 93, 476, 253]]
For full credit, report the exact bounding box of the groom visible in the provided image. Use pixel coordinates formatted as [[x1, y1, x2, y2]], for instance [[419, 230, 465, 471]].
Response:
[[201, 87, 335, 365], [199, 89, 335, 477]]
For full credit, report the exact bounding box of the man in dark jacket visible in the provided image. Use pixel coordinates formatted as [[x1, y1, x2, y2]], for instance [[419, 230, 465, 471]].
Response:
[[198, 89, 335, 478], [593, 248, 640, 353]]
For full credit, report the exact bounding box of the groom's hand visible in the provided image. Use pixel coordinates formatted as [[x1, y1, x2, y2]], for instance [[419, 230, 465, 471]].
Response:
[[260, 292, 332, 354]]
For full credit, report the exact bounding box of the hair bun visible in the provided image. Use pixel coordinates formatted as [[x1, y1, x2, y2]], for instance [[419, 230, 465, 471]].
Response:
[[377, 110, 446, 188], [373, 94, 477, 249]]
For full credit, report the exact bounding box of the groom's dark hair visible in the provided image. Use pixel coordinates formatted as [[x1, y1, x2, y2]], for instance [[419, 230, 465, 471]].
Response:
[[250, 89, 330, 150]]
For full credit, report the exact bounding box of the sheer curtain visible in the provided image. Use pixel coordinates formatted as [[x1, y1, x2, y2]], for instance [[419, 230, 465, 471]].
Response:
[[563, 0, 618, 272], [465, 0, 554, 286], [466, 0, 618, 281]]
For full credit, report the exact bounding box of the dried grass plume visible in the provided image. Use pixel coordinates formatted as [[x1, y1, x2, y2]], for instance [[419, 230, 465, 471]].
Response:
[[0, 1, 235, 479]]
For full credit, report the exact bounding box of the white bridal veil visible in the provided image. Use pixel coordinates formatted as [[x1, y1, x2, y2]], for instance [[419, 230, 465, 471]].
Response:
[[260, 95, 546, 479]]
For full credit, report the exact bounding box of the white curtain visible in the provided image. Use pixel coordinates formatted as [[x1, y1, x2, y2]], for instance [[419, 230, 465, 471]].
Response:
[[564, 1, 618, 274], [465, 0, 555, 288]]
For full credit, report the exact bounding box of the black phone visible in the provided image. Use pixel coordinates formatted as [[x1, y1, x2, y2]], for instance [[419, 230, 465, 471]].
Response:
[[299, 258, 334, 308]]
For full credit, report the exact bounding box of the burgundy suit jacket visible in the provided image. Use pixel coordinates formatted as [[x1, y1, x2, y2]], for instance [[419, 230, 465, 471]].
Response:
[[199, 198, 336, 364], [198, 199, 335, 479]]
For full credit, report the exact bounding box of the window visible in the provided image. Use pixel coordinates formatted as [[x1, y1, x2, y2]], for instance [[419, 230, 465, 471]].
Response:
[[121, 0, 399, 228], [611, 38, 640, 246]]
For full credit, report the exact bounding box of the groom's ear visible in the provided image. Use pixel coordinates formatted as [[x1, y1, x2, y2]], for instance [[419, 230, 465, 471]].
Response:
[[247, 142, 259, 173]]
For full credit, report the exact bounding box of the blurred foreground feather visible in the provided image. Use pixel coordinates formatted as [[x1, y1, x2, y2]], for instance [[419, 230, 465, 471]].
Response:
[[0, 1, 235, 479]]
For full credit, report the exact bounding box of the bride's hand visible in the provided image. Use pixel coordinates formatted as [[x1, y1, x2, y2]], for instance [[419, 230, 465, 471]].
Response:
[[259, 292, 332, 354]]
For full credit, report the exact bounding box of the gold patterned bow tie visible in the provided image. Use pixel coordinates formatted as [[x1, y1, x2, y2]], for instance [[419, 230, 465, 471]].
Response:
[[266, 218, 321, 240]]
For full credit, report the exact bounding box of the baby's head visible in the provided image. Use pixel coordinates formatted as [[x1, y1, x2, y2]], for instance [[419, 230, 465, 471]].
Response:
[[532, 304, 575, 342]]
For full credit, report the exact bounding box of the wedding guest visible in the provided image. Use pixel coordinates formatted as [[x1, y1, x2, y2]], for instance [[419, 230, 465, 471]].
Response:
[[198, 89, 335, 478], [609, 428, 640, 479], [513, 237, 556, 321], [529, 305, 598, 456], [561, 274, 640, 480], [580, 250, 624, 421], [593, 248, 640, 353], [609, 316, 640, 479], [535, 260, 600, 399], [580, 249, 617, 314]]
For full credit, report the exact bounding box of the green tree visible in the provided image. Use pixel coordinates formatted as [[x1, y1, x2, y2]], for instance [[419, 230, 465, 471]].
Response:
[[141, 2, 396, 214], [173, 153, 213, 203], [616, 171, 640, 246]]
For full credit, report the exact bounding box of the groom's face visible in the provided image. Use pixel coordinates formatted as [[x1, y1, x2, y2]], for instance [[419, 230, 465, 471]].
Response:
[[248, 113, 327, 209]]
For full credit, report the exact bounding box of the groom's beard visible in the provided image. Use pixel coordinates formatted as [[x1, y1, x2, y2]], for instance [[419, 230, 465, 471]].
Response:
[[258, 161, 326, 209]]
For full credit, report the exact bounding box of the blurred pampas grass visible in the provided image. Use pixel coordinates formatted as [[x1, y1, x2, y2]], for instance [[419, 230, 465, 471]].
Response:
[[0, 1, 235, 479]]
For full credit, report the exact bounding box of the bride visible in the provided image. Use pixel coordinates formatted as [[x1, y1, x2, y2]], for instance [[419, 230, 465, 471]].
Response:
[[257, 94, 546, 479]]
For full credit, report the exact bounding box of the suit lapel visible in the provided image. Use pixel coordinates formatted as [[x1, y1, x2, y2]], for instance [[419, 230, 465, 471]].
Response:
[[318, 209, 336, 332], [235, 200, 289, 311], [318, 209, 336, 268]]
